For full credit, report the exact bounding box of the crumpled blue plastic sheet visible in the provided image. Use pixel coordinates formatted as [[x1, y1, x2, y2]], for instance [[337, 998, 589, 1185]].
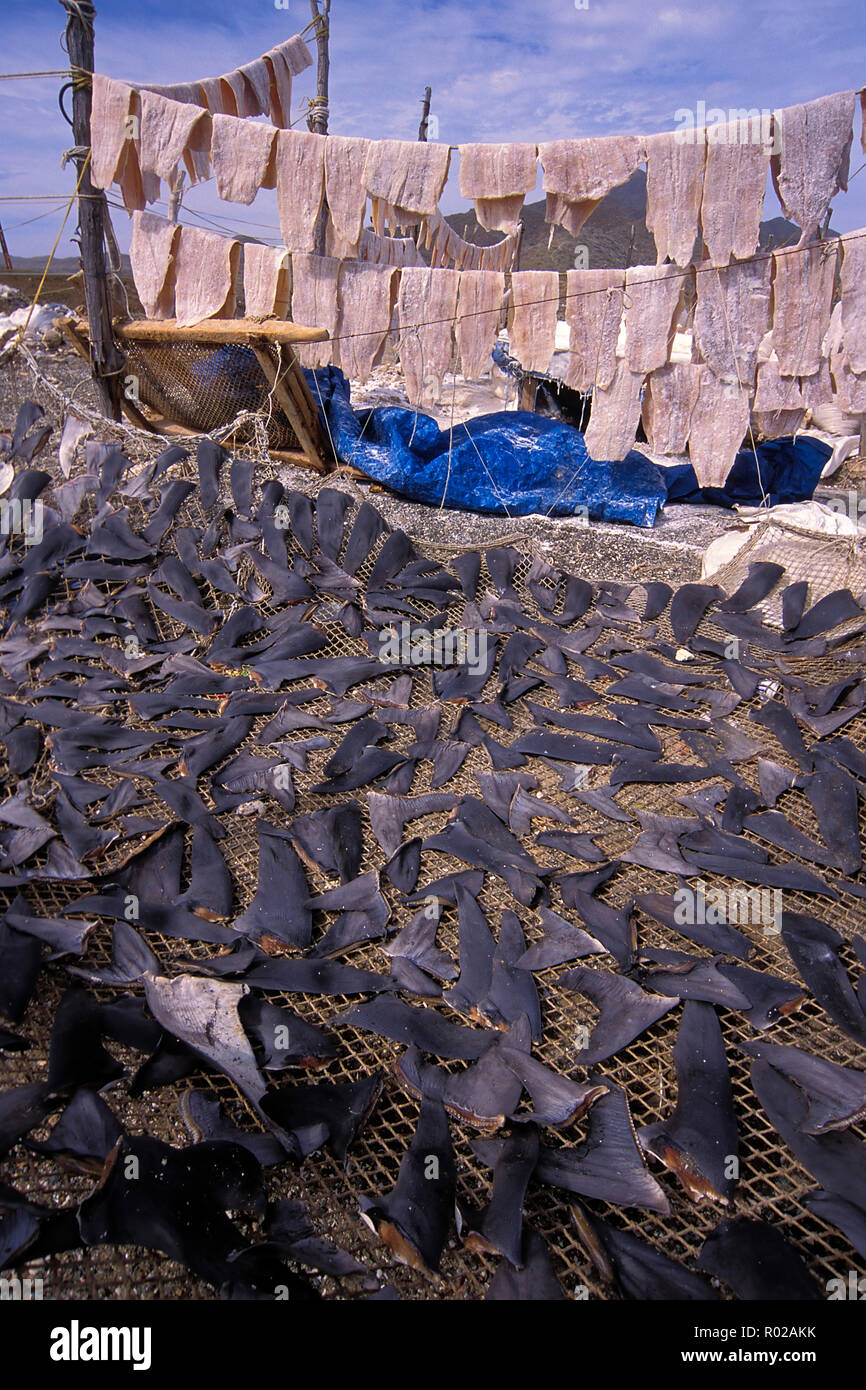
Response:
[[660, 435, 832, 509], [297, 366, 831, 528]]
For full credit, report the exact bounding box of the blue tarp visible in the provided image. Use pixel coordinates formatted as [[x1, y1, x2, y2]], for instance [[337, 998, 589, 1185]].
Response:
[[296, 365, 830, 528]]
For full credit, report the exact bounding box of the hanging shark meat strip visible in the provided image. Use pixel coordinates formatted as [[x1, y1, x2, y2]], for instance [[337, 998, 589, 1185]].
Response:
[[645, 127, 707, 266], [458, 142, 538, 233], [455, 271, 506, 379], [641, 362, 701, 454], [509, 271, 559, 374], [687, 367, 749, 488], [129, 211, 179, 320], [324, 135, 371, 247], [290, 252, 340, 368], [397, 268, 460, 406], [210, 113, 276, 204], [693, 258, 772, 386], [335, 262, 397, 384], [771, 91, 856, 243], [584, 358, 645, 463], [563, 268, 625, 391], [771, 242, 838, 377], [623, 264, 683, 374], [275, 129, 326, 253], [700, 118, 770, 266], [243, 244, 290, 319], [539, 134, 645, 238]]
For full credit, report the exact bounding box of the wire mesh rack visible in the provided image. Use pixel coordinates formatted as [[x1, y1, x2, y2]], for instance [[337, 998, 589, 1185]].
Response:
[[2, 462, 866, 1301]]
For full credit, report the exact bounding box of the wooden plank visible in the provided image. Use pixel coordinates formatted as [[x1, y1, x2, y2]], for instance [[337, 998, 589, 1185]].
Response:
[[250, 341, 331, 474], [117, 317, 329, 345]]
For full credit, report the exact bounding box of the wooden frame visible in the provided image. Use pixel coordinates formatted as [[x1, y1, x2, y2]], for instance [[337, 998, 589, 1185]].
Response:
[[55, 314, 334, 474]]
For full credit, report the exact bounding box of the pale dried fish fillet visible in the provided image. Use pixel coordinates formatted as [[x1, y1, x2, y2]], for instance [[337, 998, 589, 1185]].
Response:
[[129, 211, 180, 320], [645, 129, 706, 266], [509, 270, 559, 374], [211, 114, 276, 204], [397, 267, 460, 406], [325, 135, 371, 246], [90, 76, 137, 189], [799, 360, 834, 411], [754, 356, 805, 411], [243, 244, 291, 319], [276, 130, 326, 253], [540, 135, 644, 238], [335, 262, 398, 383], [238, 58, 272, 115], [641, 362, 701, 454], [624, 263, 683, 373], [563, 268, 624, 390], [771, 242, 837, 377], [363, 140, 451, 218], [700, 120, 769, 266], [688, 368, 749, 487], [173, 225, 240, 326], [291, 252, 340, 369], [840, 231, 866, 373], [459, 143, 538, 232], [139, 90, 210, 183], [456, 270, 505, 379], [693, 258, 772, 386], [584, 358, 645, 462], [771, 92, 855, 243]]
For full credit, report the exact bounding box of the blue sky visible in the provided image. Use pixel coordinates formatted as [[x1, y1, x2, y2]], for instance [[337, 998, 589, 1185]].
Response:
[[2, 0, 864, 260]]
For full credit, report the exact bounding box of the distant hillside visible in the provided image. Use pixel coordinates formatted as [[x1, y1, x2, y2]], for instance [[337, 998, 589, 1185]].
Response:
[[446, 170, 814, 272]]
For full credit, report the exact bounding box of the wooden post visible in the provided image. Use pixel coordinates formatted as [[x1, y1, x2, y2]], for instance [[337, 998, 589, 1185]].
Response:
[[413, 86, 432, 245], [418, 86, 432, 141], [0, 222, 12, 273], [307, 0, 330, 135], [167, 169, 186, 224], [59, 0, 123, 420], [307, 0, 331, 256]]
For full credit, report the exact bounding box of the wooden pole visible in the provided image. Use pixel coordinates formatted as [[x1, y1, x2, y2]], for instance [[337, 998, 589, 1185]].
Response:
[[307, 0, 331, 257], [59, 0, 123, 420], [307, 0, 330, 135], [418, 85, 432, 141], [0, 222, 12, 273]]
